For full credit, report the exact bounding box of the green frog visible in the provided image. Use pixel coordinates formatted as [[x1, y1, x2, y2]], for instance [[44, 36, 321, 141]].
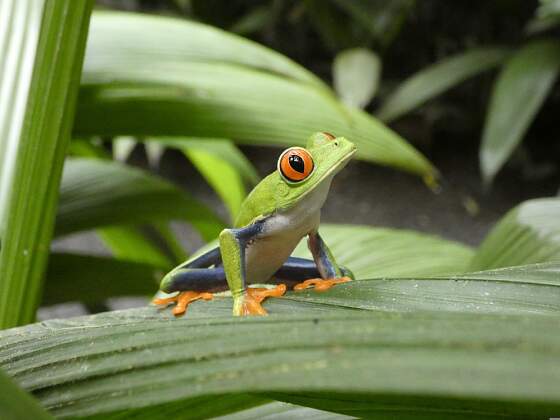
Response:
[[153, 132, 356, 316]]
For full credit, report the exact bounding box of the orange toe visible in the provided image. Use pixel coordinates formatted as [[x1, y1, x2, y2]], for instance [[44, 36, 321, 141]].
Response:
[[247, 284, 287, 303], [152, 291, 213, 316], [239, 295, 268, 316], [238, 284, 287, 316], [294, 276, 351, 292]]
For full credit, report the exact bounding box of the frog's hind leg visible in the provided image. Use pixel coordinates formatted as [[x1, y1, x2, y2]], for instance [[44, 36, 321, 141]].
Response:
[[153, 247, 226, 316]]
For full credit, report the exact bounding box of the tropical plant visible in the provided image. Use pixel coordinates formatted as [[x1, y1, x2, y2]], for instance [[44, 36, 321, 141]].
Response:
[[377, 1, 560, 186], [1, 1, 560, 419]]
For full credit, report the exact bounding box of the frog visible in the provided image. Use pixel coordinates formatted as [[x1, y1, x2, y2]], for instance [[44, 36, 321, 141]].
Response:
[[152, 132, 356, 316]]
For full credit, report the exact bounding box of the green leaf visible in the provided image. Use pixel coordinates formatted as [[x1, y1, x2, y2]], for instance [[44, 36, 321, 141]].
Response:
[[152, 221, 189, 264], [55, 158, 225, 242], [378, 47, 510, 122], [85, 10, 325, 90], [526, 0, 560, 34], [0, 0, 93, 328], [293, 224, 474, 278], [0, 368, 53, 420], [97, 226, 174, 269], [480, 40, 560, 185], [69, 138, 110, 159], [456, 261, 560, 285], [185, 148, 245, 222], [470, 197, 560, 271], [333, 48, 381, 108], [3, 268, 560, 419], [152, 137, 259, 186], [286, 263, 560, 315], [43, 253, 160, 305], [155, 137, 251, 222], [66, 138, 182, 266], [75, 11, 435, 177]]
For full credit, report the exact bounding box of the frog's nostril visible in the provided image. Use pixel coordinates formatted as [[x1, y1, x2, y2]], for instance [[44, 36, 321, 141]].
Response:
[[334, 141, 339, 146]]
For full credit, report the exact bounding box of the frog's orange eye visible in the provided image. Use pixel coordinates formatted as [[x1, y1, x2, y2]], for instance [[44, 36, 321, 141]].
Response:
[[278, 147, 314, 183], [322, 132, 335, 140]]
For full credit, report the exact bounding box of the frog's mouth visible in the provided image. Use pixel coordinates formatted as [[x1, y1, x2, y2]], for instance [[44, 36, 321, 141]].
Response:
[[319, 146, 356, 179], [297, 146, 356, 198]]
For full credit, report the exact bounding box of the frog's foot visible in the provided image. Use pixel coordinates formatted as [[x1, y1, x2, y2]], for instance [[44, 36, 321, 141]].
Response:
[[152, 291, 213, 316], [293, 277, 351, 292], [234, 284, 286, 316]]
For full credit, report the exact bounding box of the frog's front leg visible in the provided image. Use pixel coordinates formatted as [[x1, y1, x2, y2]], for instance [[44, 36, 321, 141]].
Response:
[[294, 231, 353, 292], [219, 220, 286, 316]]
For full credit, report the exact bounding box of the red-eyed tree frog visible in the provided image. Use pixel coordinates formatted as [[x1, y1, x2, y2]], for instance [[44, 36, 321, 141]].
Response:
[[153, 132, 356, 316]]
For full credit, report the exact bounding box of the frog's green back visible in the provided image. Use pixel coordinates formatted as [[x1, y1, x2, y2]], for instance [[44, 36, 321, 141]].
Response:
[[234, 172, 281, 227]]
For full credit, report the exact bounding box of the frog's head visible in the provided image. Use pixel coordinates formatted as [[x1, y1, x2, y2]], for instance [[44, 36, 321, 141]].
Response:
[[275, 132, 356, 204]]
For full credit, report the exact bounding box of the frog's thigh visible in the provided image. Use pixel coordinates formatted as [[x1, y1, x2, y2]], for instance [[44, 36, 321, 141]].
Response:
[[160, 246, 223, 292], [219, 220, 265, 297], [176, 246, 222, 269], [161, 267, 227, 293]]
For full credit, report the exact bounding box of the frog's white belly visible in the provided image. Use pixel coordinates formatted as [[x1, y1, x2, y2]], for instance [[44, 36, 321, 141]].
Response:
[[244, 177, 332, 284]]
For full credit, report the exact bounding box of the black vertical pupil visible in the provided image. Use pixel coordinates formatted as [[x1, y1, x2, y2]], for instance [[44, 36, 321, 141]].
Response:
[[289, 155, 305, 173]]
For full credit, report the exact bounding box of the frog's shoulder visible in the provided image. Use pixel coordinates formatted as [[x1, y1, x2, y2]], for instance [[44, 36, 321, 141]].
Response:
[[234, 172, 280, 228]]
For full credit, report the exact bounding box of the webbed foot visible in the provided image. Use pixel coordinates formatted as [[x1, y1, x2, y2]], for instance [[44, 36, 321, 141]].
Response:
[[152, 291, 213, 316], [233, 284, 286, 316], [293, 277, 351, 292]]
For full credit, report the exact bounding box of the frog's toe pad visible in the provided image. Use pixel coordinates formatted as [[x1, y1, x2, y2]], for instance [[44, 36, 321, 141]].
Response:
[[152, 291, 213, 316], [293, 277, 351, 292], [236, 284, 286, 316], [248, 284, 287, 303]]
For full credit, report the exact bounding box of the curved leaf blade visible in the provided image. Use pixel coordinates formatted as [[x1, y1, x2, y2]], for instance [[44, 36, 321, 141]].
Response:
[[56, 158, 225, 242], [153, 137, 259, 186], [378, 47, 510, 122], [2, 301, 560, 418], [156, 137, 251, 222], [480, 40, 560, 184], [86, 11, 325, 89], [65, 138, 185, 266], [75, 11, 435, 177], [287, 262, 560, 315], [470, 197, 560, 271], [97, 226, 174, 269], [293, 224, 474, 278]]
